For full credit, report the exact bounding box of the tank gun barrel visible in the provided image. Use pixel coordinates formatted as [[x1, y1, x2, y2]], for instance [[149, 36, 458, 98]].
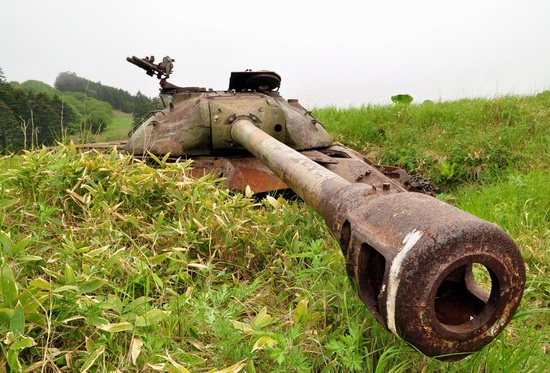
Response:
[[230, 118, 525, 360]]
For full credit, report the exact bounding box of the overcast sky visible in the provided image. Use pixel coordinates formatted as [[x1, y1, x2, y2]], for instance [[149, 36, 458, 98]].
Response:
[[2, 0, 549, 107]]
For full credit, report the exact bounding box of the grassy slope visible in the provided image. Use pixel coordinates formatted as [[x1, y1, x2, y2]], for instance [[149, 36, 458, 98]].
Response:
[[92, 110, 133, 142], [313, 92, 550, 190], [0, 94, 548, 371]]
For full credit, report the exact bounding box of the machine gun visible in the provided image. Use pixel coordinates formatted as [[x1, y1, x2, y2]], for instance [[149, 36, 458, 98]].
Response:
[[126, 55, 175, 79]]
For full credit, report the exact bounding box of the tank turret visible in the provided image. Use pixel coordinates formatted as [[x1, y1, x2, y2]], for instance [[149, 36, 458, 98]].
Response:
[[119, 56, 526, 360], [125, 68, 332, 157]]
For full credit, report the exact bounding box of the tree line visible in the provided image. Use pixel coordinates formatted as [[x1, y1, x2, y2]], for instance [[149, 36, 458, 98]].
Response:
[[0, 68, 158, 153], [1, 73, 77, 152], [56, 72, 136, 113]]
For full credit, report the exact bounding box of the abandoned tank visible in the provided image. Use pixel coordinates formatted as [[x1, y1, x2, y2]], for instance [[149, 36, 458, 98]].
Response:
[[93, 56, 526, 360]]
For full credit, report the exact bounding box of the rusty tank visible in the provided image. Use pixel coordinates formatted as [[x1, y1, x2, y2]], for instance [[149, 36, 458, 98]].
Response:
[[106, 56, 526, 360]]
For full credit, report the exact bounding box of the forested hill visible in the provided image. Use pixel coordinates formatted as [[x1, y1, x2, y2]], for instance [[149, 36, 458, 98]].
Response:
[[54, 71, 152, 114], [0, 67, 157, 153]]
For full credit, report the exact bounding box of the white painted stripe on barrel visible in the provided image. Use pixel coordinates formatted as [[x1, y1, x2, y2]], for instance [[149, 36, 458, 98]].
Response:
[[386, 229, 424, 335]]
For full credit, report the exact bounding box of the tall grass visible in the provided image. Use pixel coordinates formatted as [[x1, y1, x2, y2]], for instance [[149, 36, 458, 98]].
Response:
[[0, 92, 548, 371], [314, 92, 550, 190]]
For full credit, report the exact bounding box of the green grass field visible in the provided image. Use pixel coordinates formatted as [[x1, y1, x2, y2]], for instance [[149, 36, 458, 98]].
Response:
[[92, 110, 133, 142], [0, 95, 548, 371]]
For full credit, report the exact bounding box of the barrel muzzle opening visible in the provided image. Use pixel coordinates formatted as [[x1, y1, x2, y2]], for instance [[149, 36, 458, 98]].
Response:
[[334, 193, 526, 360]]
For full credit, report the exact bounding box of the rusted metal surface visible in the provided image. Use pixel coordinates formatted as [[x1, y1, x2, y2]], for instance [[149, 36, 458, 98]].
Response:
[[189, 156, 288, 193], [126, 96, 211, 156], [74, 140, 128, 149], [230, 118, 526, 360]]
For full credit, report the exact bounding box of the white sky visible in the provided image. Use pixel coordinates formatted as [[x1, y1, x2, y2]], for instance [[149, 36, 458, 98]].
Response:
[[1, 0, 549, 107]]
